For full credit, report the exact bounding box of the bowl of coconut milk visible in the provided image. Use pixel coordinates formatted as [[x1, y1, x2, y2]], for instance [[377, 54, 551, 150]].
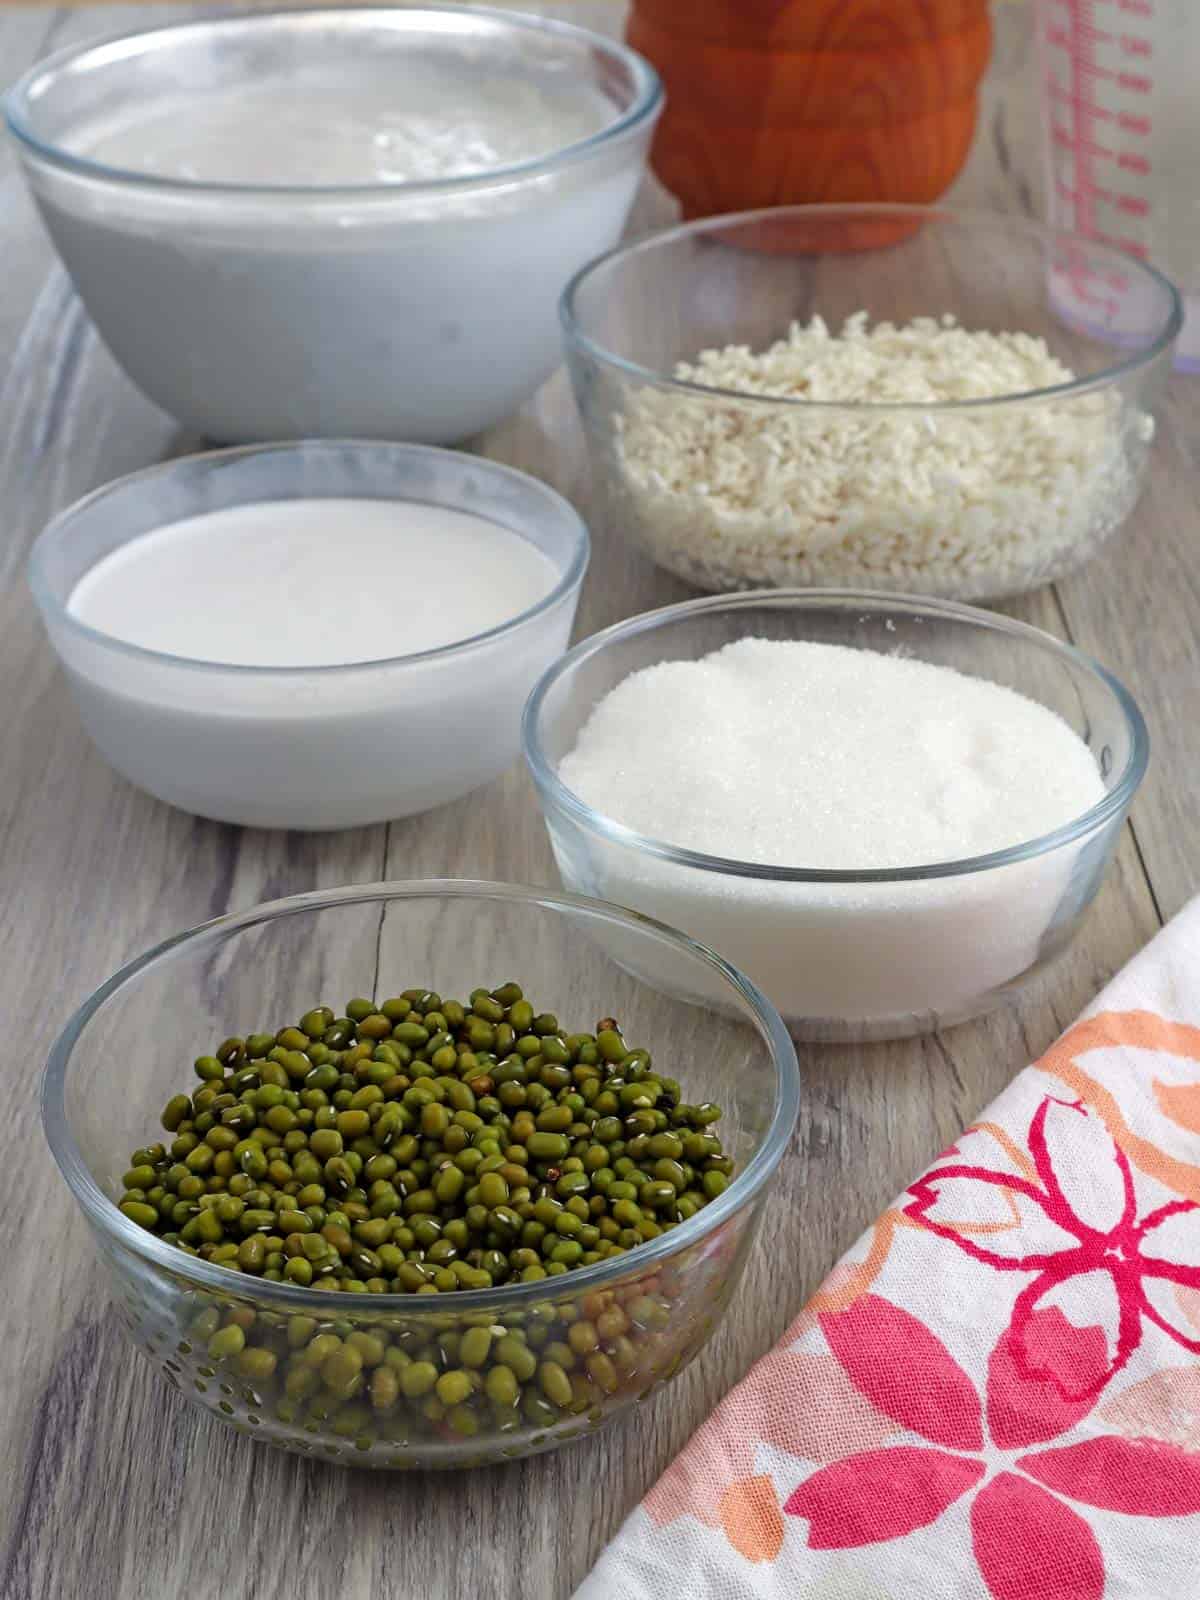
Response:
[[524, 590, 1148, 1041], [30, 440, 589, 829], [5, 7, 661, 444]]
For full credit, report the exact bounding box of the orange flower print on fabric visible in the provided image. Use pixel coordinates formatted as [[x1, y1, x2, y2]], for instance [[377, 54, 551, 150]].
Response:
[[1100, 1366, 1200, 1449], [1037, 1009, 1200, 1202], [717, 1476, 784, 1564]]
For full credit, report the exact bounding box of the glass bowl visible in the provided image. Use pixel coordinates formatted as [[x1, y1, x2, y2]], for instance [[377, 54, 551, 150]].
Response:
[[523, 591, 1149, 1041], [29, 440, 588, 831], [42, 880, 798, 1469], [560, 204, 1181, 601], [6, 7, 661, 444]]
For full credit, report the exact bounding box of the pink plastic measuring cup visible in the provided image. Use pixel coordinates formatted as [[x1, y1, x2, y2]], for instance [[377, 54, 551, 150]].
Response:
[[1037, 0, 1198, 368]]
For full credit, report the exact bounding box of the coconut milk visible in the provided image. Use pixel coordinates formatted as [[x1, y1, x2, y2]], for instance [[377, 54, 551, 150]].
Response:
[[25, 41, 653, 441], [69, 498, 560, 666], [77, 68, 613, 185], [58, 493, 577, 829]]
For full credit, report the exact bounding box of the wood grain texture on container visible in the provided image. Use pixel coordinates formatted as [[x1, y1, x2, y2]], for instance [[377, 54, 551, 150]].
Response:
[[626, 0, 992, 218]]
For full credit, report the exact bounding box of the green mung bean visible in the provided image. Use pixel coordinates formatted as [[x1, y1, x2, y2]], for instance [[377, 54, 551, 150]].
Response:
[[119, 981, 735, 1448]]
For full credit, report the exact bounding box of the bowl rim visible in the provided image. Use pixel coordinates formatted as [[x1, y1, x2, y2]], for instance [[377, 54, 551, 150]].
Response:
[[559, 203, 1184, 408], [28, 439, 591, 676], [4, 4, 663, 198], [522, 587, 1150, 883], [41, 878, 801, 1314]]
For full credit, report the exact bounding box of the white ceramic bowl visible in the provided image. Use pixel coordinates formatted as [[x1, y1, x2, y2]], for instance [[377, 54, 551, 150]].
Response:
[[6, 7, 661, 444], [30, 441, 589, 830]]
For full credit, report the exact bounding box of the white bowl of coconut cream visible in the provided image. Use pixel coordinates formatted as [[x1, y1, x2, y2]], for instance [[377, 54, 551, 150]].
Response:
[[6, 7, 661, 443], [30, 440, 589, 829]]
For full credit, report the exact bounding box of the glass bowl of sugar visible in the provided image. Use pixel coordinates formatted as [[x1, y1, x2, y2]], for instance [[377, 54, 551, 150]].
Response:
[[5, 7, 661, 444], [30, 440, 588, 830], [523, 591, 1148, 1041]]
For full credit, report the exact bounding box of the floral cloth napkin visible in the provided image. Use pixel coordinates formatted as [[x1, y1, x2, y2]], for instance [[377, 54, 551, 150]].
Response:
[[576, 905, 1200, 1600]]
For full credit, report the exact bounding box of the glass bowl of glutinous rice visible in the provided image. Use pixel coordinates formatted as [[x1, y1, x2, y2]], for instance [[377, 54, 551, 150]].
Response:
[[41, 880, 797, 1468], [561, 204, 1180, 601]]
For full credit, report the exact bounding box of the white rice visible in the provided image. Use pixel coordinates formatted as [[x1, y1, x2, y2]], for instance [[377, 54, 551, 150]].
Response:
[[612, 313, 1153, 599]]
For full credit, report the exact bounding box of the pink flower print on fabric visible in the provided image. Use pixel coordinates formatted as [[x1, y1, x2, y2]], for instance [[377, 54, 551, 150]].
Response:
[[905, 1096, 1200, 1399], [643, 1263, 900, 1552], [643, 1346, 899, 1557], [784, 1295, 1200, 1600]]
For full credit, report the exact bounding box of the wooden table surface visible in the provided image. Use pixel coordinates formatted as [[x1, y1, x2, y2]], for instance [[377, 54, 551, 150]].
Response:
[[1, 4, 1196, 1597]]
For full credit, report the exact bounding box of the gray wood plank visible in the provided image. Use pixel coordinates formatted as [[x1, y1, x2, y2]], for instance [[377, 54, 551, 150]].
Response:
[[1051, 383, 1200, 924], [0, 4, 1173, 1598]]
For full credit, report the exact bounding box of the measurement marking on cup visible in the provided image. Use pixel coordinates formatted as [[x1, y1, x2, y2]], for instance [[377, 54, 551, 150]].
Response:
[[1048, 85, 1118, 123], [1070, 0, 1098, 257]]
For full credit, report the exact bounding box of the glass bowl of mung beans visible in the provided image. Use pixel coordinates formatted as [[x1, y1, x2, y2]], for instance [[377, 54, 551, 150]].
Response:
[[42, 880, 798, 1468]]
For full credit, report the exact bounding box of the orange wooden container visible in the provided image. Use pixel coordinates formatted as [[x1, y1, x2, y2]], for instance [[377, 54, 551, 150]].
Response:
[[626, 0, 992, 220]]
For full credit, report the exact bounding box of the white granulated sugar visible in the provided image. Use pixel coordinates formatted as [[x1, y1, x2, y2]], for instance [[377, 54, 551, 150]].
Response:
[[614, 314, 1154, 599], [555, 640, 1110, 1030], [560, 639, 1104, 870]]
